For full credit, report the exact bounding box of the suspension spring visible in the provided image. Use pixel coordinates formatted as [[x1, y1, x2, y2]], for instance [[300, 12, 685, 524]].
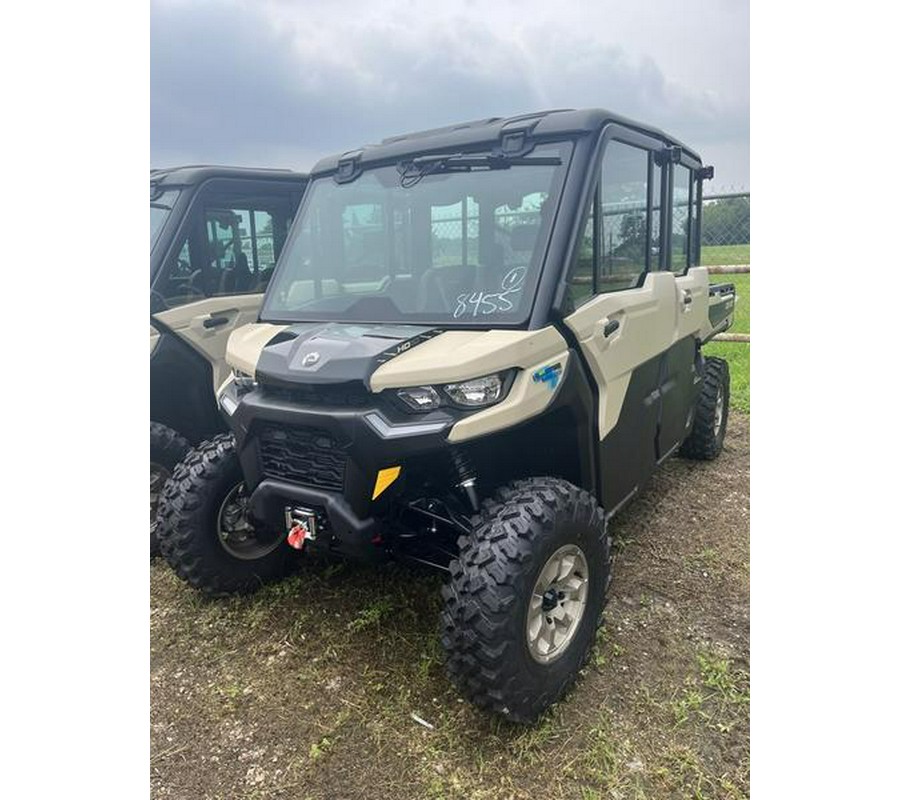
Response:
[[450, 447, 479, 512]]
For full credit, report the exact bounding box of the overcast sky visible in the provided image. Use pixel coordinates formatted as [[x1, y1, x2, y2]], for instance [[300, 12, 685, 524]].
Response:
[[151, 0, 749, 192]]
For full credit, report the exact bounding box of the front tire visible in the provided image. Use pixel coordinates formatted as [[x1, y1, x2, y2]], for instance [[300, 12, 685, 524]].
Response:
[[150, 422, 191, 555], [680, 356, 730, 460], [156, 434, 298, 595], [440, 478, 610, 723]]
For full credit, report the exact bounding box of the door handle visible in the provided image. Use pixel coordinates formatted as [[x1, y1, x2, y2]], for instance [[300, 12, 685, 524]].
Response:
[[603, 319, 620, 338], [203, 315, 230, 329], [681, 289, 693, 306]]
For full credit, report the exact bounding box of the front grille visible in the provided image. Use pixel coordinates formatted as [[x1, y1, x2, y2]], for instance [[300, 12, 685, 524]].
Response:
[[257, 424, 348, 491], [262, 381, 370, 408]]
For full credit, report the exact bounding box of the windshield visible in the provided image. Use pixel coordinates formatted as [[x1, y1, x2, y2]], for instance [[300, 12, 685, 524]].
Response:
[[150, 188, 180, 251], [261, 142, 572, 326]]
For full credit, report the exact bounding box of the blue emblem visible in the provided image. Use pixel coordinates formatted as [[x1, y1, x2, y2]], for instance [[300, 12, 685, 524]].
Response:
[[532, 363, 562, 391]]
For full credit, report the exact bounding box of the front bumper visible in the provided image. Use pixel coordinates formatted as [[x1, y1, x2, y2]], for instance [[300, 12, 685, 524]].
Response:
[[219, 380, 461, 552]]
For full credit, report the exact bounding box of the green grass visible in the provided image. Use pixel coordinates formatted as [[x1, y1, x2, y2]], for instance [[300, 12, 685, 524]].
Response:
[[697, 651, 749, 705], [700, 244, 749, 266], [706, 272, 749, 413], [348, 597, 395, 631]]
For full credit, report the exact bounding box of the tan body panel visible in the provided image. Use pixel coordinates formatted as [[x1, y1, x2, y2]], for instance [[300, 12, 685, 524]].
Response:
[[564, 269, 709, 440], [225, 322, 289, 376], [448, 350, 570, 443], [370, 327, 570, 443], [369, 328, 568, 391], [154, 294, 265, 392], [675, 267, 711, 342]]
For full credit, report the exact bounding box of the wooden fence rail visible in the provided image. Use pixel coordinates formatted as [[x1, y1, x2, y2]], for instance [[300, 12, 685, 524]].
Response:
[[708, 264, 750, 274], [712, 333, 750, 343]]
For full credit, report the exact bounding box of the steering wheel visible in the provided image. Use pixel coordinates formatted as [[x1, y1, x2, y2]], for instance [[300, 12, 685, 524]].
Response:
[[150, 289, 169, 313]]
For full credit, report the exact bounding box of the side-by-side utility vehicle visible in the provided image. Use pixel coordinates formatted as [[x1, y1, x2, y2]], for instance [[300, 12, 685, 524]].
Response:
[[158, 110, 735, 722], [150, 166, 308, 552]]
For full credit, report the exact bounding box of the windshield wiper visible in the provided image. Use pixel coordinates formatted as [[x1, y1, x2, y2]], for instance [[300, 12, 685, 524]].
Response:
[[397, 152, 561, 188]]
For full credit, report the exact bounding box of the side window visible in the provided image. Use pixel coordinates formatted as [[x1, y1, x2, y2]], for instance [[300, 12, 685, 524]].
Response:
[[650, 161, 662, 270], [157, 217, 208, 304], [206, 210, 241, 272], [204, 207, 254, 296], [166, 237, 198, 297], [598, 141, 650, 292], [670, 165, 693, 272], [253, 210, 276, 271], [156, 191, 298, 307], [568, 199, 595, 309]]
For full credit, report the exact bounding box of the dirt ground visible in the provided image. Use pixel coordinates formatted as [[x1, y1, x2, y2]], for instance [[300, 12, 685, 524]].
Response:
[[151, 414, 749, 800]]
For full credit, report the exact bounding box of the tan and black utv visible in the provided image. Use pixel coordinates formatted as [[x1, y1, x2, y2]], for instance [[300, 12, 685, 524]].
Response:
[[158, 110, 735, 722], [150, 166, 308, 553]]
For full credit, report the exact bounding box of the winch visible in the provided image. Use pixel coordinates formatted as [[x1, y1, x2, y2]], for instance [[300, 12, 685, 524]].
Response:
[[284, 506, 320, 550]]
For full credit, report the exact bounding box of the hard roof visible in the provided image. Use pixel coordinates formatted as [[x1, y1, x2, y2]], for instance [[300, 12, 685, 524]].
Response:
[[149, 165, 308, 188], [311, 108, 701, 176]]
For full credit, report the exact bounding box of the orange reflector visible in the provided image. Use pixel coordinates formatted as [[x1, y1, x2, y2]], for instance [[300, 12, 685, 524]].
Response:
[[372, 466, 402, 500]]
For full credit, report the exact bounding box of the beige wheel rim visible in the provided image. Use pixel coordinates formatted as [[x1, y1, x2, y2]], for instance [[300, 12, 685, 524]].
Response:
[[714, 385, 725, 438], [526, 544, 589, 664]]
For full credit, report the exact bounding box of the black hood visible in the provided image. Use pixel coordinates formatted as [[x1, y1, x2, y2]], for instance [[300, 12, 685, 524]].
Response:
[[254, 322, 442, 389]]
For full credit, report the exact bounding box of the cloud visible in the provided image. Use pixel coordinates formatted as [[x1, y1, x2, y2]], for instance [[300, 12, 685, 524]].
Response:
[[151, 0, 749, 189]]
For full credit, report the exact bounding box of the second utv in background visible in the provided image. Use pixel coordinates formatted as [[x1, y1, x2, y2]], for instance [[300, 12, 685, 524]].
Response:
[[150, 166, 308, 553]]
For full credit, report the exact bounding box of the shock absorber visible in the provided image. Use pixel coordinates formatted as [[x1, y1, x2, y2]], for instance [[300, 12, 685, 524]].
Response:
[[450, 447, 479, 512]]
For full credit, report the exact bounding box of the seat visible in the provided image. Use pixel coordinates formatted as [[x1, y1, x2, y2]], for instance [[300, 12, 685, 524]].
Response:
[[231, 252, 253, 293]]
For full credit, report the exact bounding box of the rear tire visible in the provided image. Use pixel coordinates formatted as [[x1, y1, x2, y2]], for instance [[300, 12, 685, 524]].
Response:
[[156, 434, 298, 595], [680, 356, 730, 460], [150, 422, 191, 556], [440, 478, 610, 723]]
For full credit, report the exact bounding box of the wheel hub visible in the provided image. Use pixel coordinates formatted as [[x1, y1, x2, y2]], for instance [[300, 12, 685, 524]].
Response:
[[541, 588, 563, 611], [527, 544, 589, 664]]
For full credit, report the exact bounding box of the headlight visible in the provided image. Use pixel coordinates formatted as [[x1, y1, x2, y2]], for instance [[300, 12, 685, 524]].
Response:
[[443, 374, 504, 407], [395, 372, 511, 413], [397, 385, 441, 412]]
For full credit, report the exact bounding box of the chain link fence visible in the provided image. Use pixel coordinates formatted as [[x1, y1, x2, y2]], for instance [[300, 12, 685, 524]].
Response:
[[400, 192, 750, 271], [701, 192, 750, 266], [431, 207, 541, 267], [703, 192, 749, 345]]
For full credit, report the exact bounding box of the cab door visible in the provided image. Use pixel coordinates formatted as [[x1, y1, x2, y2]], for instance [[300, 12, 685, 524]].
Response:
[[152, 181, 302, 393], [562, 129, 681, 514]]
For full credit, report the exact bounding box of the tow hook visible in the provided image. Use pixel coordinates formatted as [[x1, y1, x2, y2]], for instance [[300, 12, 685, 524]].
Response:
[[285, 506, 318, 550], [287, 522, 308, 550]]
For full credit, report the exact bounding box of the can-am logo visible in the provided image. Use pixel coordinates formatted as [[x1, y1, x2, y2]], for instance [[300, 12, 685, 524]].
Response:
[[301, 352, 321, 367]]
